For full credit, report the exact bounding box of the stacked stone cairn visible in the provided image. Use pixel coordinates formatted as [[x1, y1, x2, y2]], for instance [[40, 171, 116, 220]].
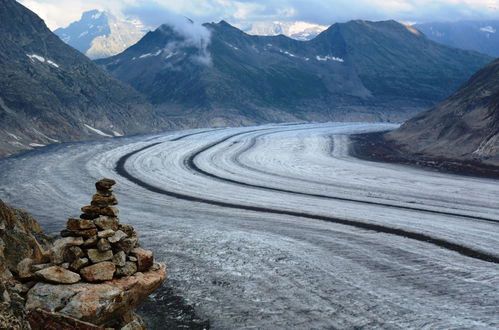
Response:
[[28, 178, 156, 284]]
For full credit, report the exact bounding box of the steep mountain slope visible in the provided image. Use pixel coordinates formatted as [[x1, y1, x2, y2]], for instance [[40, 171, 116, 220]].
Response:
[[387, 58, 499, 165], [54, 10, 147, 59], [240, 21, 328, 40], [0, 0, 167, 157], [97, 20, 492, 126], [415, 20, 499, 57]]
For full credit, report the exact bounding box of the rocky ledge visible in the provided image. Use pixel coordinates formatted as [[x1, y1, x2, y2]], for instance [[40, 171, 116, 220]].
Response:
[[0, 179, 167, 329]]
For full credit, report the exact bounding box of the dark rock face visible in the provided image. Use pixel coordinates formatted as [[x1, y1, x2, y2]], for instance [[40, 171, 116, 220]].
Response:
[[387, 58, 499, 166], [0, 0, 169, 157], [97, 19, 492, 127]]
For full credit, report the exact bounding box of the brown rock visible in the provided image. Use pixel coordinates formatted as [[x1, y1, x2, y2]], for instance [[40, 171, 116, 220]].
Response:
[[87, 249, 113, 263], [81, 205, 100, 217], [80, 213, 99, 220], [67, 218, 96, 231], [31, 263, 52, 272], [97, 238, 111, 252], [97, 229, 115, 238], [118, 224, 135, 236], [26, 264, 166, 326], [91, 195, 118, 208], [83, 235, 98, 247], [112, 251, 126, 267], [65, 246, 85, 263], [95, 189, 112, 197], [70, 258, 89, 272], [94, 216, 119, 231], [80, 262, 115, 282], [50, 237, 84, 264], [108, 230, 127, 244], [99, 206, 119, 217], [116, 237, 137, 254], [95, 178, 116, 191], [17, 257, 34, 279], [130, 248, 153, 272], [35, 266, 81, 284], [61, 228, 98, 239], [116, 262, 137, 277], [27, 308, 105, 330]]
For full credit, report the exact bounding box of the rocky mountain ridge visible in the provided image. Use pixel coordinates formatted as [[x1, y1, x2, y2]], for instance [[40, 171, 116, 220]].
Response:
[[0, 0, 169, 157], [97, 19, 493, 127], [386, 57, 499, 166]]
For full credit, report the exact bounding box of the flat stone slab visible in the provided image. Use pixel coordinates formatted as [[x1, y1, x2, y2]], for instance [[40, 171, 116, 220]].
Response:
[[26, 264, 167, 326]]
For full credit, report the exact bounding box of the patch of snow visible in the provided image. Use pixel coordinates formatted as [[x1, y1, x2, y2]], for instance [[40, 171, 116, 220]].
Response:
[[32, 129, 59, 142], [79, 31, 89, 38], [280, 50, 297, 57], [27, 54, 45, 63], [480, 26, 496, 33], [139, 50, 162, 59], [29, 143, 46, 147], [112, 130, 124, 137], [84, 124, 113, 137], [92, 12, 102, 20], [316, 55, 344, 63], [46, 60, 59, 68], [26, 54, 59, 68], [226, 42, 240, 51], [7, 132, 20, 140]]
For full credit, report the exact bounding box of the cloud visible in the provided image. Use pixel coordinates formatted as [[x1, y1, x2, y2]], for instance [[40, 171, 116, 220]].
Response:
[[124, 1, 212, 65], [18, 0, 499, 31]]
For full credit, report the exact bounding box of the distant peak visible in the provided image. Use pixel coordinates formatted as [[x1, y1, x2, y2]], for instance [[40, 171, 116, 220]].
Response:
[[81, 9, 105, 21]]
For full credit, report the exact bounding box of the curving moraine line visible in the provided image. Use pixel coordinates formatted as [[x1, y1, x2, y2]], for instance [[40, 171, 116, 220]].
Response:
[[115, 128, 499, 264], [187, 129, 499, 224], [229, 131, 499, 215]]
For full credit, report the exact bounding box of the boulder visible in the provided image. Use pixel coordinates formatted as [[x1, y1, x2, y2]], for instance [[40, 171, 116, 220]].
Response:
[[50, 237, 84, 264], [97, 229, 115, 239], [27, 308, 105, 330], [70, 258, 89, 272], [26, 264, 167, 326], [116, 237, 137, 254], [108, 230, 127, 244], [17, 257, 34, 279], [67, 218, 96, 231], [116, 262, 137, 277], [112, 251, 126, 267], [61, 228, 98, 238], [80, 262, 115, 282], [35, 266, 81, 284], [99, 207, 119, 217], [94, 216, 119, 231], [131, 248, 153, 272], [97, 238, 111, 252], [95, 179, 116, 191], [87, 249, 113, 263], [91, 195, 118, 208], [83, 235, 98, 248]]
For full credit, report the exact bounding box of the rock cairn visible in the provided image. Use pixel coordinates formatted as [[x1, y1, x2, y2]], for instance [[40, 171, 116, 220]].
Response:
[[25, 178, 156, 284]]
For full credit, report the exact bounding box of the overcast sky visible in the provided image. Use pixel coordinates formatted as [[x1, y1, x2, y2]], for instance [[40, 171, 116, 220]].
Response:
[[19, 0, 499, 30]]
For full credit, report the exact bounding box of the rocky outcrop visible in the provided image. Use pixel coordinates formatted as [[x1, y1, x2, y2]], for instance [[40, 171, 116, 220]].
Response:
[[0, 178, 167, 329], [26, 264, 166, 327]]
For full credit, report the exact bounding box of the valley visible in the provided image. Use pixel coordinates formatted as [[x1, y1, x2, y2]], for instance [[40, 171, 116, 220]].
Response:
[[1, 123, 498, 328]]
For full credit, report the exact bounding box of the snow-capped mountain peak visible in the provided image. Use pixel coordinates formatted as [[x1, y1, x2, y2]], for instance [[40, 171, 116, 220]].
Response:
[[54, 10, 149, 59], [239, 21, 328, 40]]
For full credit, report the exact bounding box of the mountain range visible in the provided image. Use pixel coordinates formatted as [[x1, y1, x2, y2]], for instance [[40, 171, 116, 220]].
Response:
[[240, 21, 328, 40], [96, 19, 492, 127], [387, 57, 499, 165], [0, 0, 168, 157], [415, 20, 499, 57], [54, 10, 147, 59]]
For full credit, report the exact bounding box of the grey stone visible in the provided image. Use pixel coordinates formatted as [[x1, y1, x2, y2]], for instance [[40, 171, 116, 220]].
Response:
[[87, 249, 113, 263]]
